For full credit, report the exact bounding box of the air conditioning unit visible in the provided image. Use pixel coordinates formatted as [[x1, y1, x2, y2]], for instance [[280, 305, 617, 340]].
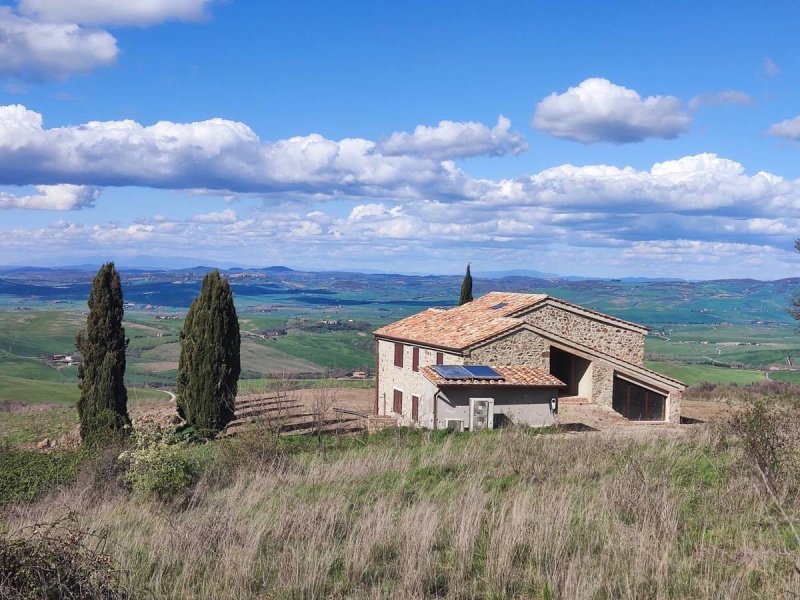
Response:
[[445, 419, 464, 432], [470, 398, 494, 431]]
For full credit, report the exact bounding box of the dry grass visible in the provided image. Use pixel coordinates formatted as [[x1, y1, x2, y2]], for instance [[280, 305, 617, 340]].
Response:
[[685, 381, 800, 406], [2, 426, 798, 599]]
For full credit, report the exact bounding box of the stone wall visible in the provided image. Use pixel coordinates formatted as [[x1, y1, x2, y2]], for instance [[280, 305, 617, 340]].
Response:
[[667, 390, 682, 423], [591, 360, 615, 407], [521, 304, 645, 364], [468, 329, 549, 368], [376, 339, 462, 425]]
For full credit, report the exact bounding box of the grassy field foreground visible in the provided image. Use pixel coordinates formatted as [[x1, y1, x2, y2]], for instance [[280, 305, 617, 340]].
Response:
[[2, 425, 798, 599]]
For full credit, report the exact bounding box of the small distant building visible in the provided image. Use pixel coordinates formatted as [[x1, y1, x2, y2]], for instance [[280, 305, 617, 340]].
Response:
[[351, 371, 368, 379], [373, 292, 684, 430]]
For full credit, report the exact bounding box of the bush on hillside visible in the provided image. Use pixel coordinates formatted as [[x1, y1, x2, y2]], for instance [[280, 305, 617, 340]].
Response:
[[0, 448, 90, 506], [118, 431, 200, 501], [0, 519, 127, 599], [729, 399, 800, 506]]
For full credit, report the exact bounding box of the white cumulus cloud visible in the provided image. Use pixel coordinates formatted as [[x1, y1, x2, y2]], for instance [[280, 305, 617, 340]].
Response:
[[0, 7, 117, 81], [18, 0, 213, 26], [0, 184, 100, 210], [377, 115, 527, 159], [532, 78, 691, 144]]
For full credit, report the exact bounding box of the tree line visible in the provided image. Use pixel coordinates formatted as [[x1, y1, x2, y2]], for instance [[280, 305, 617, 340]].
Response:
[[76, 263, 240, 445]]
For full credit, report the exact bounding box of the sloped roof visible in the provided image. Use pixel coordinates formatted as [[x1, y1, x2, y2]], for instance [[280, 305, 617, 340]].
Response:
[[421, 365, 565, 388], [461, 292, 548, 316], [373, 292, 546, 351]]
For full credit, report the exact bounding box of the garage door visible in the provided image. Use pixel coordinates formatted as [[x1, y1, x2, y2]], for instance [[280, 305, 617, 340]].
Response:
[[612, 376, 665, 421]]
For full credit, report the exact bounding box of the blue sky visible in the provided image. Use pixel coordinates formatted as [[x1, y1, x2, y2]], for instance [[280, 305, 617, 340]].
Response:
[[1, 0, 800, 278]]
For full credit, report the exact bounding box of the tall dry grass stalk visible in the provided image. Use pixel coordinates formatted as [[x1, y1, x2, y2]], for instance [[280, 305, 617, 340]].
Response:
[[3, 426, 798, 598]]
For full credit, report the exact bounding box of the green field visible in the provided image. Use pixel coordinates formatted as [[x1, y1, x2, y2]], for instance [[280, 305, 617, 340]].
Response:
[[645, 324, 800, 367], [0, 357, 75, 382], [767, 370, 800, 384], [645, 362, 767, 386], [262, 330, 373, 371], [0, 375, 81, 405]]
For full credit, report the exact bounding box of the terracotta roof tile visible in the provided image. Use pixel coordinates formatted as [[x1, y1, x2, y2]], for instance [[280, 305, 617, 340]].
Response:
[[464, 292, 548, 316], [420, 365, 565, 387], [373, 292, 546, 351]]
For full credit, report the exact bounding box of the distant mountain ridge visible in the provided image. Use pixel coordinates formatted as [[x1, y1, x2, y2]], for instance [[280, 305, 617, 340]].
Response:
[[0, 263, 790, 284], [0, 264, 797, 327]]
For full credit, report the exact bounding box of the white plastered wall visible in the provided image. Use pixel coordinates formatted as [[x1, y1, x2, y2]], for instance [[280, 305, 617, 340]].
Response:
[[376, 338, 463, 426]]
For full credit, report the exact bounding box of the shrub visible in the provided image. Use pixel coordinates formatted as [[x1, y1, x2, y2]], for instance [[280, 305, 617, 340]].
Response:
[[729, 399, 800, 506], [0, 518, 127, 599], [118, 431, 199, 501], [0, 448, 90, 506], [75, 442, 130, 499]]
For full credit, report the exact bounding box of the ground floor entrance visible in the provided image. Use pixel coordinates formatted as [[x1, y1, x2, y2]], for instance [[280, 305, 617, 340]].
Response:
[[549, 347, 592, 397], [612, 375, 665, 421]]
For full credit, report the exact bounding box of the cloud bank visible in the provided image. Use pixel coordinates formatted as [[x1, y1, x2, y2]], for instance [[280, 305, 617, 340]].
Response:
[[0, 104, 514, 200], [2, 103, 799, 278]]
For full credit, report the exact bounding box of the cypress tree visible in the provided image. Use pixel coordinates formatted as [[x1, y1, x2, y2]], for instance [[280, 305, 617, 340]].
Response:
[[459, 264, 474, 305], [176, 271, 241, 435], [75, 262, 130, 444]]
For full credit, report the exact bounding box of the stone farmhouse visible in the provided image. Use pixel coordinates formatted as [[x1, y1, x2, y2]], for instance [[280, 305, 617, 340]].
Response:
[[373, 292, 685, 431]]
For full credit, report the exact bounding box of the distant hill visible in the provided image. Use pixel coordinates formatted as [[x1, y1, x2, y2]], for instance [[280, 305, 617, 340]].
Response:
[[0, 265, 797, 326]]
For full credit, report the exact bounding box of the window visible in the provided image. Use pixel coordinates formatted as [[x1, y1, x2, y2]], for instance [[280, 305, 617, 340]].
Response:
[[411, 395, 419, 422], [394, 342, 404, 368], [412, 347, 419, 372], [436, 352, 444, 365], [393, 389, 403, 414]]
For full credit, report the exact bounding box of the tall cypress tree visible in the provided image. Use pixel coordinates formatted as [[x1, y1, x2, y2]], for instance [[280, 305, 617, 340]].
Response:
[[76, 262, 130, 444], [176, 271, 241, 435], [459, 264, 473, 305]]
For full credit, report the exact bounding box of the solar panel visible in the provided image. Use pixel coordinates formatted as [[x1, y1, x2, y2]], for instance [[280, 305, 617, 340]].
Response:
[[431, 365, 472, 379], [463, 365, 504, 380], [489, 302, 508, 310], [431, 364, 505, 381]]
